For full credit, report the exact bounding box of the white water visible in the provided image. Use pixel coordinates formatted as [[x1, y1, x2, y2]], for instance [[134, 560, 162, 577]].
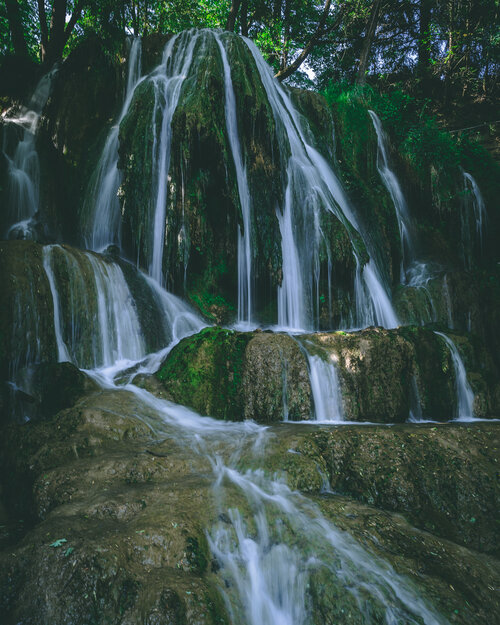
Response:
[[149, 32, 200, 284], [244, 38, 398, 331], [369, 110, 418, 283], [434, 332, 475, 421], [462, 171, 487, 258], [215, 33, 254, 326], [76, 337, 448, 625], [144, 273, 205, 343], [307, 353, 344, 421], [42, 246, 71, 363], [43, 245, 146, 367], [86, 38, 143, 251], [3, 68, 57, 237]]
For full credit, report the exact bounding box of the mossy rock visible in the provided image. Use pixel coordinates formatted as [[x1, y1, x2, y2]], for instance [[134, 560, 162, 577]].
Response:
[[0, 241, 57, 422], [242, 331, 312, 422], [0, 390, 228, 625], [154, 326, 492, 424], [156, 327, 253, 420], [39, 34, 124, 244], [307, 422, 500, 556]]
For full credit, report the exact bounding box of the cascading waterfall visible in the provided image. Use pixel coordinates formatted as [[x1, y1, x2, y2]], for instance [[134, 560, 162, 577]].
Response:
[[4, 28, 489, 623], [244, 37, 398, 331], [2, 68, 57, 238], [307, 352, 344, 421], [43, 245, 145, 367], [85, 37, 143, 251], [214, 33, 254, 327], [115, 381, 448, 625], [369, 110, 418, 283], [149, 31, 200, 284], [434, 331, 475, 421], [41, 245, 202, 369], [461, 171, 487, 265]]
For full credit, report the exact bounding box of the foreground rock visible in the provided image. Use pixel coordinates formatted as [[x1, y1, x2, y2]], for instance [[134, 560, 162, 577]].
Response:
[[0, 390, 228, 625], [261, 421, 500, 556], [150, 326, 497, 423], [0, 389, 498, 624]]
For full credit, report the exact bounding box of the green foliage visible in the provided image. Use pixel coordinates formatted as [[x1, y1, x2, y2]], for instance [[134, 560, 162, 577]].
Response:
[[324, 81, 497, 183]]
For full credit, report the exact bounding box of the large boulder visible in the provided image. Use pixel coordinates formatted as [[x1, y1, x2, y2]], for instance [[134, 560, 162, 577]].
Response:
[[152, 325, 495, 424]]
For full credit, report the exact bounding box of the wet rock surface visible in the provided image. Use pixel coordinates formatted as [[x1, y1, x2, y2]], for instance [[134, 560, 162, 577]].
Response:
[[0, 390, 228, 625], [265, 422, 500, 556], [154, 326, 494, 423], [0, 388, 498, 624]]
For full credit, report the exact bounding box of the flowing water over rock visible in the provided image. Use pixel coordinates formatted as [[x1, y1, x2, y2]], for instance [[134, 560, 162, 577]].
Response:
[[461, 170, 487, 268], [369, 110, 417, 283], [434, 332, 475, 421], [85, 37, 143, 251], [245, 38, 398, 331], [1, 27, 497, 625], [215, 33, 254, 327], [2, 68, 57, 239]]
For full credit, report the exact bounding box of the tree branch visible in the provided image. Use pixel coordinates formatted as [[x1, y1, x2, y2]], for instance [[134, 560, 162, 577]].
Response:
[[274, 0, 333, 81], [64, 0, 85, 44], [37, 0, 49, 51]]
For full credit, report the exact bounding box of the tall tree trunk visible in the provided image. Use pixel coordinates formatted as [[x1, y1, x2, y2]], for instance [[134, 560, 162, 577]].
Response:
[[46, 0, 68, 65], [444, 0, 456, 106], [356, 0, 382, 85], [39, 0, 85, 65], [226, 0, 242, 32], [241, 0, 249, 36], [5, 0, 29, 57], [417, 0, 432, 93], [37, 0, 49, 62]]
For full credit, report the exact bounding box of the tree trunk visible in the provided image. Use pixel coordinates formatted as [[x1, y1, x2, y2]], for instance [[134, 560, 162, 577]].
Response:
[[5, 0, 29, 57], [241, 0, 249, 36], [226, 0, 242, 32], [38, 0, 84, 65], [417, 0, 432, 93], [356, 0, 382, 85], [45, 0, 68, 65]]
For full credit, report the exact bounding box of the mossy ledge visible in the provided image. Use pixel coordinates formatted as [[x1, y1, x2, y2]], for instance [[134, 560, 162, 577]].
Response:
[[151, 325, 496, 424]]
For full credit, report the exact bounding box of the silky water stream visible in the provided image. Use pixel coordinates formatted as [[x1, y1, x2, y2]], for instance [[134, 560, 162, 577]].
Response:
[[80, 342, 449, 625]]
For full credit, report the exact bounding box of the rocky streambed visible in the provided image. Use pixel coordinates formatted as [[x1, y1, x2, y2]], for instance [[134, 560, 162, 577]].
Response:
[[0, 376, 498, 624]]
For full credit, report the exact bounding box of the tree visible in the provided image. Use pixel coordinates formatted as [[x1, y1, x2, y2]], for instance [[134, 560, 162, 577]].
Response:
[[356, 0, 382, 84], [5, 0, 29, 57], [37, 0, 85, 64]]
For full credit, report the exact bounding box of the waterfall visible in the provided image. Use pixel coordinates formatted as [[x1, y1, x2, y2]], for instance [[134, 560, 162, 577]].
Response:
[[408, 375, 423, 422], [368, 110, 418, 283], [462, 171, 487, 264], [214, 33, 254, 327], [149, 31, 200, 284], [121, 382, 447, 625], [3, 68, 57, 238], [208, 464, 446, 625], [244, 38, 398, 330], [42, 247, 71, 363], [434, 332, 475, 421], [43, 245, 146, 367], [144, 273, 204, 343], [307, 353, 344, 421], [85, 37, 143, 251]]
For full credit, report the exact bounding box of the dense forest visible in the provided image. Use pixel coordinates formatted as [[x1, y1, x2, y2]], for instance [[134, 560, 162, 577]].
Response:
[[2, 1, 499, 103], [0, 2, 499, 625]]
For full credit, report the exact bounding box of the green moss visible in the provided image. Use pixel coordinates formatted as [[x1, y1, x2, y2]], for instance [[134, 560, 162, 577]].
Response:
[[156, 327, 253, 420]]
